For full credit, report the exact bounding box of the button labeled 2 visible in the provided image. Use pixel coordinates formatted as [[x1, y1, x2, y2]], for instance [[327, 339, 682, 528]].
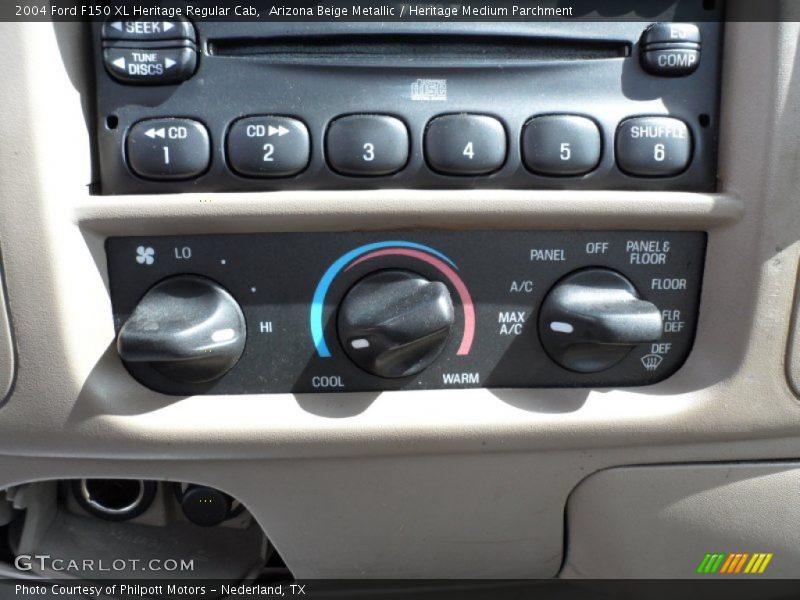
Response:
[[227, 116, 310, 178], [127, 118, 210, 180], [425, 114, 507, 176], [326, 115, 409, 176]]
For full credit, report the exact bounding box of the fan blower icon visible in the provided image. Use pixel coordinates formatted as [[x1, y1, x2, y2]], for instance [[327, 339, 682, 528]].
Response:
[[135, 246, 155, 266]]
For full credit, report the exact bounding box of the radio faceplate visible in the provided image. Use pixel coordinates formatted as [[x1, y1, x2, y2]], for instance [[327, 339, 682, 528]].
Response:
[[106, 231, 706, 395], [93, 8, 723, 194]]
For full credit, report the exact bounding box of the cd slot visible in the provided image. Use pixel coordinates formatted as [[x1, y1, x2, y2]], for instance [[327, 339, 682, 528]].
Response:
[[208, 34, 631, 66]]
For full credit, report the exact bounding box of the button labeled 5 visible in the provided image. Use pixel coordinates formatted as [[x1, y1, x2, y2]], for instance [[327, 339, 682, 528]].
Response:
[[522, 115, 602, 176]]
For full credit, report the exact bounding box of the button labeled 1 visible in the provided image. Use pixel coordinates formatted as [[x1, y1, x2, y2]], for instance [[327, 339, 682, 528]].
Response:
[[227, 116, 310, 178], [616, 116, 692, 177], [522, 115, 601, 176], [326, 115, 409, 176], [127, 118, 210, 180], [425, 114, 506, 176]]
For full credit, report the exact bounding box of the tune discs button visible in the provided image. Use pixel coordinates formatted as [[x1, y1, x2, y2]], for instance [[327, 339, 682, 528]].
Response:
[[104, 45, 197, 85], [227, 116, 310, 178]]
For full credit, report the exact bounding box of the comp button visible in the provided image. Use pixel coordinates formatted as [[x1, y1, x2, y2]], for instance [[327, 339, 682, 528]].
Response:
[[615, 116, 692, 177], [227, 116, 310, 178]]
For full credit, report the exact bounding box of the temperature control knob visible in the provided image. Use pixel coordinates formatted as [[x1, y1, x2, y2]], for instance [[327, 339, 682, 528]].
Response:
[[117, 276, 246, 384], [539, 269, 663, 373], [338, 270, 454, 378]]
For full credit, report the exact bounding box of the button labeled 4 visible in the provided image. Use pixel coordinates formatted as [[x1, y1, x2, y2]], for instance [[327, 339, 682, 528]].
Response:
[[425, 114, 507, 176]]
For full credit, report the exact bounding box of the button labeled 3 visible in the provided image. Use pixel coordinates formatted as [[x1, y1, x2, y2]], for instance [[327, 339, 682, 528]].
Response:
[[127, 118, 210, 180], [326, 115, 409, 176], [227, 116, 310, 178]]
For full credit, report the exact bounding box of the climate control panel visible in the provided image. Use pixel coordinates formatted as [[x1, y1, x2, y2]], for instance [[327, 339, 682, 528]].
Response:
[[106, 231, 705, 395]]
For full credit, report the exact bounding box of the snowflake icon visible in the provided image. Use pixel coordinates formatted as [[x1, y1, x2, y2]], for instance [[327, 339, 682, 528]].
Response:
[[135, 246, 155, 265]]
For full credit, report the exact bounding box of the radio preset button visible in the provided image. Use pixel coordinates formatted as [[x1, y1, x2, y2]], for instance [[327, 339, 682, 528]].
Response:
[[104, 46, 197, 85], [127, 118, 210, 180], [522, 115, 602, 176], [326, 115, 409, 176], [227, 116, 310, 178], [616, 117, 692, 177], [425, 114, 507, 176]]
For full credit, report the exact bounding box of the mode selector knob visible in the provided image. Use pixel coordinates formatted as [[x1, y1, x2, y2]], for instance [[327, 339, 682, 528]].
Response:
[[338, 270, 454, 379], [117, 276, 246, 384], [539, 269, 663, 373]]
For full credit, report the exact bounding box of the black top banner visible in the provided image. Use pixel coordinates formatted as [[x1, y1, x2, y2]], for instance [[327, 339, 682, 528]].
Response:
[[4, 0, 789, 23]]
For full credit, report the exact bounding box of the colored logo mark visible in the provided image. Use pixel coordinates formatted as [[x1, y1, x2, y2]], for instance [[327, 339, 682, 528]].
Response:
[[696, 552, 773, 575]]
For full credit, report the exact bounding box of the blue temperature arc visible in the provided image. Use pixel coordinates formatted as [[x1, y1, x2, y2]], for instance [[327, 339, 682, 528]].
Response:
[[310, 241, 458, 358]]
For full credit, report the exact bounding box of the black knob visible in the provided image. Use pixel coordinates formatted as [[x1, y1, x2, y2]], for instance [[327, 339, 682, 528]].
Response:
[[117, 276, 246, 384], [539, 269, 663, 373], [338, 270, 454, 378], [179, 485, 233, 527]]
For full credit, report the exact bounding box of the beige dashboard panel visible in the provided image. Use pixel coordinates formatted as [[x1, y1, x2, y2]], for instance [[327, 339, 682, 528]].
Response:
[[0, 11, 799, 578], [563, 464, 800, 578], [0, 263, 15, 406]]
